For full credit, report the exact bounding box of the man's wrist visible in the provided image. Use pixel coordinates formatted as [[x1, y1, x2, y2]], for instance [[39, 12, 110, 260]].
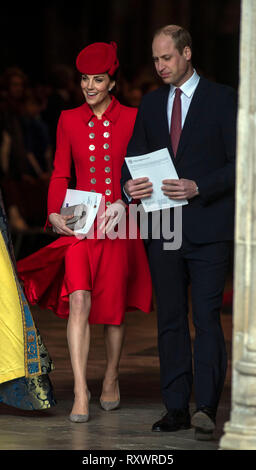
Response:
[[123, 186, 132, 202]]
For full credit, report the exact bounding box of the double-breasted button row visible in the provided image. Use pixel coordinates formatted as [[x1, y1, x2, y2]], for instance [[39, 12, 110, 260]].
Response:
[[88, 120, 109, 127], [89, 130, 109, 139], [89, 144, 110, 151], [90, 178, 112, 184], [90, 155, 110, 162], [87, 119, 112, 192]]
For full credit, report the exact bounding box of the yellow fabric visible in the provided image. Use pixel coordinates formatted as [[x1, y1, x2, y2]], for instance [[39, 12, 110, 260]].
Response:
[[0, 233, 25, 383]]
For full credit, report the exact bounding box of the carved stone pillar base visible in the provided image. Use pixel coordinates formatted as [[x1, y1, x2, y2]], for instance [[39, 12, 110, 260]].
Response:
[[221, 420, 256, 450]]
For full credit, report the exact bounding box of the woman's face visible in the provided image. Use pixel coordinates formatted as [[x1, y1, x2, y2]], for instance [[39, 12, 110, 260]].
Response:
[[81, 73, 114, 108]]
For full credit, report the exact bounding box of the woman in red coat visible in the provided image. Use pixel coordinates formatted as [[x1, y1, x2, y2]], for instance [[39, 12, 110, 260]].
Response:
[[17, 42, 152, 422]]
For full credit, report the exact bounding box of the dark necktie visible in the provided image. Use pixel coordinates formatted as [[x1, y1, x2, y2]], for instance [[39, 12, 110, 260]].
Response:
[[170, 88, 182, 157]]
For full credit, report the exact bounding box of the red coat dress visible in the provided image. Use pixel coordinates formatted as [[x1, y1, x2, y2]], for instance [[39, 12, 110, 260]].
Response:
[[17, 97, 152, 324]]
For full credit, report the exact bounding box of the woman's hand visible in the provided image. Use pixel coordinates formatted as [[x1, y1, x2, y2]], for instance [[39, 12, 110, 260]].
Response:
[[99, 199, 126, 234], [48, 212, 75, 236]]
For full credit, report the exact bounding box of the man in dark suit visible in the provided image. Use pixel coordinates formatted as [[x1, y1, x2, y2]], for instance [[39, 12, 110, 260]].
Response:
[[121, 25, 237, 440]]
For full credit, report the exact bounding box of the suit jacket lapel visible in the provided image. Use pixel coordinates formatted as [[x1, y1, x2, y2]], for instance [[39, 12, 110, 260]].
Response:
[[175, 77, 209, 162]]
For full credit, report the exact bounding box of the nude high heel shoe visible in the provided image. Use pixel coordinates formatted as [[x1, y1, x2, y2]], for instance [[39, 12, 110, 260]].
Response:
[[69, 390, 91, 423]]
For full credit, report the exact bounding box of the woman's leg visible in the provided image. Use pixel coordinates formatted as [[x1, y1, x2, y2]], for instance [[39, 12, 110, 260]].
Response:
[[67, 289, 91, 415], [101, 323, 125, 402]]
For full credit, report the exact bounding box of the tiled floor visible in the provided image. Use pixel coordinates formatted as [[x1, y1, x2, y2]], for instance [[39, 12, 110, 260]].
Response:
[[0, 298, 232, 450]]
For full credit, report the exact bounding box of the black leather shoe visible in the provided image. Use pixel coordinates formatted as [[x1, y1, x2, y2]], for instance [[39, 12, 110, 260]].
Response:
[[152, 408, 191, 432], [191, 406, 216, 441]]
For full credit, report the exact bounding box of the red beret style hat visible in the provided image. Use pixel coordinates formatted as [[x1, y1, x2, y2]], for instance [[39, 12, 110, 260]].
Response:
[[76, 41, 119, 77]]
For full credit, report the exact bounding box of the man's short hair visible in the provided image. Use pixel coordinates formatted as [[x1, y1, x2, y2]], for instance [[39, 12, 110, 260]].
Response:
[[154, 25, 192, 55]]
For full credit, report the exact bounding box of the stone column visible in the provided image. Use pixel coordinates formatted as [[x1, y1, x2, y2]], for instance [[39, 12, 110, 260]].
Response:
[[220, 0, 256, 450]]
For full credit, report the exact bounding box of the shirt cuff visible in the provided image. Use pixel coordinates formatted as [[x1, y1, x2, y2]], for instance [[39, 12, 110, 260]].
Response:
[[123, 186, 132, 202]]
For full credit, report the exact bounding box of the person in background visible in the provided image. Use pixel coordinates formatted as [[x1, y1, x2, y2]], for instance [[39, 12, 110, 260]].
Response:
[[0, 69, 52, 229]]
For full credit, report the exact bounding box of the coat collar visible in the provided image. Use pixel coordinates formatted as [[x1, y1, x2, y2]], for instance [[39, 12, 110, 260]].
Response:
[[80, 95, 121, 124]]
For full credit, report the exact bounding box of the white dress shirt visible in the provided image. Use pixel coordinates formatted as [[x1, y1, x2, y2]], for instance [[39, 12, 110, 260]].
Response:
[[167, 69, 200, 130]]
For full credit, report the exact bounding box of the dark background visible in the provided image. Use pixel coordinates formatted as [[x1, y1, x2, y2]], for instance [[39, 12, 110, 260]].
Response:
[[0, 0, 240, 89], [0, 0, 240, 253]]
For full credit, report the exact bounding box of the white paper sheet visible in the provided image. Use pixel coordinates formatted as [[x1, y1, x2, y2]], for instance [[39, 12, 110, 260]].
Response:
[[125, 148, 188, 212], [62, 189, 102, 234]]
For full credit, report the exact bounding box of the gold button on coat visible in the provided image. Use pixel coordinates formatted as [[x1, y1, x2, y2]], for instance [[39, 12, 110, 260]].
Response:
[[89, 133, 95, 139], [90, 167, 96, 173], [105, 178, 111, 184], [88, 121, 94, 127], [103, 143, 109, 149], [106, 201, 111, 207], [104, 155, 110, 161], [91, 178, 96, 184], [103, 132, 110, 138], [89, 144, 95, 151], [105, 167, 111, 173], [103, 120, 110, 127], [90, 156, 95, 162], [105, 189, 111, 195]]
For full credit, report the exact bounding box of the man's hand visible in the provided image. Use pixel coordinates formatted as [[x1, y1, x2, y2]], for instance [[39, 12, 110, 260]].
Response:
[[162, 179, 199, 200], [124, 177, 153, 200]]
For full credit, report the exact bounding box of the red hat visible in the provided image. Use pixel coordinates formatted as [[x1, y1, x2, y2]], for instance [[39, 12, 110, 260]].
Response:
[[76, 41, 119, 76]]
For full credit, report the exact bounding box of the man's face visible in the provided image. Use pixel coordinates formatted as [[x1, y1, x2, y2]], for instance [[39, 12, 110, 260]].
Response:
[[152, 34, 192, 87]]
